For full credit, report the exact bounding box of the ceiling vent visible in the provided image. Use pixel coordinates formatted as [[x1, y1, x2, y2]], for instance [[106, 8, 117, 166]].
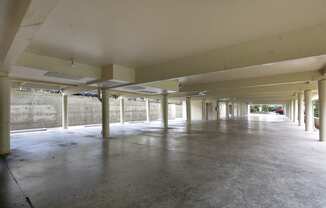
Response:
[[124, 85, 146, 91], [44, 72, 83, 80]]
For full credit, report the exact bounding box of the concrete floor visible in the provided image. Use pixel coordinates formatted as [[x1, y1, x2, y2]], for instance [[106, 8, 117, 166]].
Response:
[[1, 114, 326, 208]]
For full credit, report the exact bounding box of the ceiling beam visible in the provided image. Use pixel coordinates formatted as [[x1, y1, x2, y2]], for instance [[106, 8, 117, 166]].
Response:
[[205, 82, 316, 96], [180, 71, 320, 92], [0, 0, 31, 67], [3, 0, 60, 71], [136, 22, 326, 83]]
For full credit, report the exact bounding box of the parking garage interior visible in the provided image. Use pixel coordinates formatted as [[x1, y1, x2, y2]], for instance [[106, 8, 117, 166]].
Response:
[[2, 1, 326, 207]]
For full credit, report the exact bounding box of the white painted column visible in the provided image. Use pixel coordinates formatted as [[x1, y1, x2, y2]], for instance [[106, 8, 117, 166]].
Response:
[[146, 98, 150, 123], [294, 95, 298, 123], [0, 77, 11, 155], [237, 103, 241, 117], [298, 92, 304, 126], [318, 79, 326, 141], [291, 99, 295, 121], [119, 96, 125, 124], [291, 98, 295, 122], [304, 89, 313, 131], [186, 97, 191, 124], [161, 94, 168, 129], [102, 89, 110, 138], [246, 103, 250, 116], [287, 102, 291, 118], [62, 93, 68, 129]]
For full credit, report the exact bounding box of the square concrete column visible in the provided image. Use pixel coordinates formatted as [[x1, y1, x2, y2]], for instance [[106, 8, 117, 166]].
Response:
[[202, 98, 207, 120], [102, 89, 110, 138], [287, 102, 291, 119], [318, 79, 326, 141], [298, 92, 304, 126], [0, 77, 11, 155], [146, 98, 150, 123], [62, 94, 68, 129], [119, 96, 125, 124], [237, 103, 241, 117], [216, 101, 220, 120], [225, 101, 230, 119], [291, 98, 296, 122], [185, 97, 191, 124], [291, 99, 295, 121], [294, 95, 298, 123], [304, 89, 313, 131], [231, 102, 235, 119], [161, 94, 168, 129]]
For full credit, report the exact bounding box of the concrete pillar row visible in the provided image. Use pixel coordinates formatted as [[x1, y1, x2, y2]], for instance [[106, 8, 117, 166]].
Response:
[[298, 92, 304, 126], [146, 98, 150, 123], [186, 97, 191, 124], [304, 89, 314, 132], [161, 94, 168, 129], [0, 77, 11, 155], [62, 94, 68, 129], [102, 89, 110, 138], [119, 96, 125, 124], [318, 79, 326, 141]]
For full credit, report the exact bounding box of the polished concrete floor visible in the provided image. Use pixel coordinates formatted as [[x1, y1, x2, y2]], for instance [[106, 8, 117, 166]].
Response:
[[1, 114, 326, 208]]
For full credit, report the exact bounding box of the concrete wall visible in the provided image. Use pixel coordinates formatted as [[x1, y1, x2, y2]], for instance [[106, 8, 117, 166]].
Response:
[[11, 90, 62, 130], [124, 98, 147, 122], [150, 101, 160, 121], [11, 90, 182, 130]]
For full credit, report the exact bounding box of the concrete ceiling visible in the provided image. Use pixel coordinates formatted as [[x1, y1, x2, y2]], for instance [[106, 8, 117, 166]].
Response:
[[2, 0, 326, 103], [29, 0, 326, 68]]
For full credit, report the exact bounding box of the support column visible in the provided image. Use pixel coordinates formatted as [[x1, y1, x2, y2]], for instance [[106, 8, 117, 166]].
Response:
[[102, 89, 110, 138], [304, 89, 313, 132], [225, 101, 230, 119], [186, 97, 191, 124], [294, 94, 298, 123], [62, 94, 68, 129], [287, 102, 291, 118], [291, 99, 295, 122], [216, 101, 220, 120], [231, 102, 235, 119], [298, 92, 304, 126], [161, 94, 168, 129], [202, 98, 206, 120], [319, 79, 326, 141], [0, 77, 11, 155], [146, 98, 150, 123], [237, 103, 241, 117], [119, 96, 125, 124]]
